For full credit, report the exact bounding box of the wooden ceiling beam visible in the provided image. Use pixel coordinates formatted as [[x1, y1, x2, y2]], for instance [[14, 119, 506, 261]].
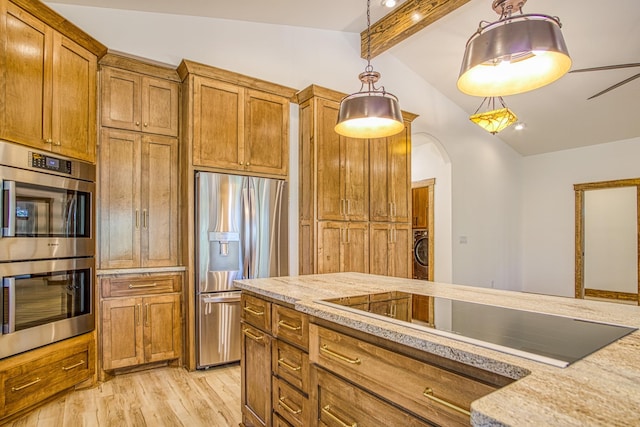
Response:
[[361, 0, 470, 59]]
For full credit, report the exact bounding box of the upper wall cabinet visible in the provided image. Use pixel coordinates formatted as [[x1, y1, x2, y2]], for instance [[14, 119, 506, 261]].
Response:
[[178, 60, 297, 178], [101, 67, 179, 137], [0, 1, 106, 163]]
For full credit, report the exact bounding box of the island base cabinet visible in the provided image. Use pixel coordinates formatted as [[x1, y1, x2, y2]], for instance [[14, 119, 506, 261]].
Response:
[[312, 368, 432, 427], [241, 323, 273, 427]]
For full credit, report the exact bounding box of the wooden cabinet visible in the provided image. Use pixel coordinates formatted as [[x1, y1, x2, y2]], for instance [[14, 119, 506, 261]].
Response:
[[179, 60, 296, 177], [297, 85, 416, 276], [314, 368, 431, 427], [316, 98, 369, 221], [369, 223, 412, 278], [101, 273, 182, 371], [310, 324, 512, 427], [370, 130, 411, 223], [101, 66, 179, 137], [241, 293, 311, 427], [1, 2, 98, 163], [0, 333, 95, 422], [241, 293, 273, 427], [412, 186, 429, 229], [317, 221, 369, 274], [99, 129, 179, 269]]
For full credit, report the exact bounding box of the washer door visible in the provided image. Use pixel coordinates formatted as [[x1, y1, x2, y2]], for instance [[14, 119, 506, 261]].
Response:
[[414, 237, 429, 267]]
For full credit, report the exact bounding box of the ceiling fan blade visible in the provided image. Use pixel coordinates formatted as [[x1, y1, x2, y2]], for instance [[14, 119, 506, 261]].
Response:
[[587, 72, 640, 100], [570, 63, 640, 73]]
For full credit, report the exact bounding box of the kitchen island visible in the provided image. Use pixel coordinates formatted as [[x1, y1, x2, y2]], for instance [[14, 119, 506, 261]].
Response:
[[234, 273, 640, 426]]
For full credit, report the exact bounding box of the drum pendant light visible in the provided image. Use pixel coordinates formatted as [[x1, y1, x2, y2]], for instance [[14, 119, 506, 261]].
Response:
[[457, 0, 571, 97], [335, 0, 404, 139]]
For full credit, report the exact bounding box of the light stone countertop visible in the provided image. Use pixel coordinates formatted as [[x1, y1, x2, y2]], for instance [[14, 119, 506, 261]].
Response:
[[234, 272, 640, 427]]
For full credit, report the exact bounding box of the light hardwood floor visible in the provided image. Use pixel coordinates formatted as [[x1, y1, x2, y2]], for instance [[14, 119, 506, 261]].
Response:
[[4, 365, 241, 427]]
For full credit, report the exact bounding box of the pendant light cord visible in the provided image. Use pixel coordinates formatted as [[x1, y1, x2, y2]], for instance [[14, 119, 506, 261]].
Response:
[[366, 0, 372, 72]]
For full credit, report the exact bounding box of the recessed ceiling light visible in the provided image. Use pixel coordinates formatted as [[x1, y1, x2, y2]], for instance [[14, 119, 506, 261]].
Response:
[[381, 0, 397, 7], [514, 122, 525, 131]]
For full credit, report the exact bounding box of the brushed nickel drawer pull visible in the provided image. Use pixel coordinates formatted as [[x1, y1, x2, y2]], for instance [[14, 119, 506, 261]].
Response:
[[321, 405, 357, 427], [278, 396, 302, 415], [12, 377, 42, 392], [242, 328, 264, 342], [129, 282, 158, 289], [243, 306, 264, 316], [422, 387, 471, 416], [62, 360, 85, 371], [320, 344, 361, 365], [277, 358, 301, 372], [278, 320, 301, 331]]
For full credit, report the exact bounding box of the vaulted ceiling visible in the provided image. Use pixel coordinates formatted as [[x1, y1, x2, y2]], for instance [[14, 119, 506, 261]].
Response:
[[47, 0, 640, 156]]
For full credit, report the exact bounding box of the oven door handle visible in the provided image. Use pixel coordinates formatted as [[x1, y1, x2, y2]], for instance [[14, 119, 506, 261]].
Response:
[[2, 180, 16, 237], [2, 278, 16, 334]]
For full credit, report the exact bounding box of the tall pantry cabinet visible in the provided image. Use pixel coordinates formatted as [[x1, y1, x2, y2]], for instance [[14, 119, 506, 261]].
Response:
[[297, 85, 417, 277], [97, 53, 183, 376]]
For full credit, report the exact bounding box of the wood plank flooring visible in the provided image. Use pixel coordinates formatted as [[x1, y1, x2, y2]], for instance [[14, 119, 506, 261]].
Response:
[[4, 364, 241, 427]]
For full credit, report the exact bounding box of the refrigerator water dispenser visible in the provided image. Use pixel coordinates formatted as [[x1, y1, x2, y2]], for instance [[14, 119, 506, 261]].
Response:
[[209, 231, 241, 271]]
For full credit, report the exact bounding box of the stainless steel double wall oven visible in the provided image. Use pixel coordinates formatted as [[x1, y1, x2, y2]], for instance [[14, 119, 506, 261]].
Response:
[[1, 141, 95, 359]]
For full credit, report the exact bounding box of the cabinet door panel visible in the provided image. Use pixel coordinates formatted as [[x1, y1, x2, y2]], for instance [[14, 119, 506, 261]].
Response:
[[192, 76, 241, 169], [2, 4, 51, 148], [412, 187, 429, 229], [389, 129, 410, 223], [99, 129, 141, 269], [369, 138, 390, 222], [241, 323, 272, 427], [369, 224, 391, 276], [144, 294, 181, 363], [51, 33, 96, 163], [343, 136, 369, 221], [141, 135, 178, 267], [317, 222, 343, 274], [102, 298, 143, 370], [245, 89, 288, 176], [316, 99, 343, 220], [391, 224, 412, 278], [142, 77, 179, 137], [343, 223, 369, 273], [101, 67, 141, 131]]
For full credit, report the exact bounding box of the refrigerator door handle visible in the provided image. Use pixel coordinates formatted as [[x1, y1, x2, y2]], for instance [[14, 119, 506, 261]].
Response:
[[202, 296, 241, 304], [247, 180, 258, 279]]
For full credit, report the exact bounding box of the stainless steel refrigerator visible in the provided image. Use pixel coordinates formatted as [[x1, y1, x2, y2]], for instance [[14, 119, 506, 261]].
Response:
[[195, 172, 288, 368]]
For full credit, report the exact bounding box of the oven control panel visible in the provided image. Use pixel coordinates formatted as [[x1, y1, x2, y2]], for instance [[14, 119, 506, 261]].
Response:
[[30, 153, 72, 174]]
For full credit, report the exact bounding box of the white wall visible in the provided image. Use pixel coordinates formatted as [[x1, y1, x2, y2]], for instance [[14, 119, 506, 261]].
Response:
[[411, 133, 453, 284], [522, 137, 640, 296], [49, 3, 524, 289]]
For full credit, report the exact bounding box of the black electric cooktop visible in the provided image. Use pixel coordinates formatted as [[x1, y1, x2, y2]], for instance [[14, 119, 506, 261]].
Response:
[[318, 291, 636, 368]]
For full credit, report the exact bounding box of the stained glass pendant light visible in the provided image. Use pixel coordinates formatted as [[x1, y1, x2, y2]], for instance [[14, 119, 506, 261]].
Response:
[[335, 0, 404, 139], [469, 97, 518, 134], [457, 0, 571, 97]]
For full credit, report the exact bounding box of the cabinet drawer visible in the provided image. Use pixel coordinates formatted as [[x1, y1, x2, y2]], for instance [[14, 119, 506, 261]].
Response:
[[310, 324, 500, 426], [273, 305, 309, 349], [1, 337, 93, 418], [272, 340, 309, 395], [274, 413, 294, 427], [315, 368, 431, 427], [241, 293, 272, 332], [272, 377, 309, 427], [101, 274, 182, 297]]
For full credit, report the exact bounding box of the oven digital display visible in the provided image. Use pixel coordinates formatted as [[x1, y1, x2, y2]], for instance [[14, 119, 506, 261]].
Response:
[[30, 153, 72, 174], [46, 157, 59, 169]]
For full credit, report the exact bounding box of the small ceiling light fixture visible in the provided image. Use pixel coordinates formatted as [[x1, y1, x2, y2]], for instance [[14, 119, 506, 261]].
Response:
[[381, 0, 397, 7], [469, 97, 518, 134], [457, 0, 571, 97], [514, 122, 525, 130], [335, 0, 404, 139]]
